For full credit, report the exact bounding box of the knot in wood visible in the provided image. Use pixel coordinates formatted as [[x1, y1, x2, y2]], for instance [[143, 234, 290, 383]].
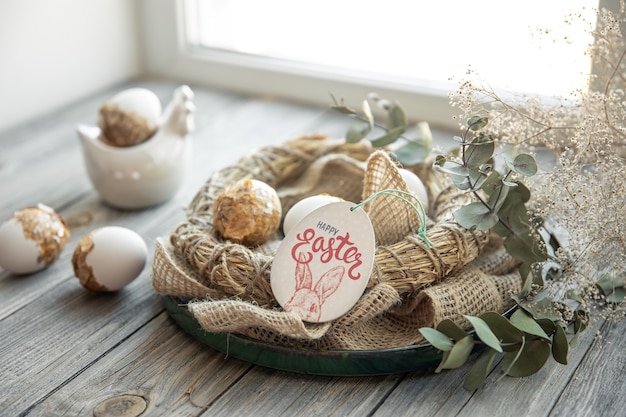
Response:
[[93, 394, 147, 417]]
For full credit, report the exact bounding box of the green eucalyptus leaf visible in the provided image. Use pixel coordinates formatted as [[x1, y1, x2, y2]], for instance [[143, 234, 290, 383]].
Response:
[[450, 173, 472, 190], [376, 98, 392, 110], [504, 230, 547, 264], [386, 102, 407, 131], [433, 159, 470, 177], [394, 140, 430, 165], [502, 339, 551, 377], [508, 181, 531, 203], [435, 350, 451, 373], [454, 202, 498, 230], [488, 181, 510, 213], [346, 121, 371, 143], [596, 272, 626, 301], [452, 135, 465, 143], [449, 168, 487, 191], [480, 312, 524, 351], [521, 298, 564, 323], [566, 289, 585, 304], [552, 324, 569, 365], [419, 327, 453, 351], [465, 140, 495, 169], [463, 315, 503, 352], [469, 170, 490, 191], [502, 147, 519, 168], [436, 335, 474, 371], [362, 99, 374, 129], [519, 271, 533, 298], [437, 319, 468, 341], [464, 349, 498, 391], [511, 154, 538, 176], [606, 288, 626, 303], [493, 221, 510, 238], [480, 171, 503, 195], [510, 309, 550, 340], [536, 318, 557, 334], [369, 126, 406, 147], [468, 116, 488, 131], [416, 121, 433, 145], [332, 105, 358, 115], [567, 310, 588, 338], [519, 263, 533, 286], [596, 274, 617, 295]]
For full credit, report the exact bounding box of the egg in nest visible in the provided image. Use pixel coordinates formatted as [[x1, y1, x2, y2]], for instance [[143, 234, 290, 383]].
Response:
[[213, 179, 282, 247]]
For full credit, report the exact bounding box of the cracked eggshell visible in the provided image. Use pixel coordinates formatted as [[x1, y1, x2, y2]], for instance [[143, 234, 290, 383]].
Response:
[[398, 168, 429, 210], [98, 88, 162, 147], [0, 204, 70, 274], [72, 226, 147, 292]]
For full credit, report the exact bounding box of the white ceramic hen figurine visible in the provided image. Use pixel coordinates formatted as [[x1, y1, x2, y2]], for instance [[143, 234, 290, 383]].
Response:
[[77, 85, 195, 209]]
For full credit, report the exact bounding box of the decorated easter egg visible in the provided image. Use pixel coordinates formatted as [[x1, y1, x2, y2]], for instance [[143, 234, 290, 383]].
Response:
[[0, 204, 70, 274], [213, 179, 282, 246], [72, 226, 147, 292], [98, 88, 162, 147]]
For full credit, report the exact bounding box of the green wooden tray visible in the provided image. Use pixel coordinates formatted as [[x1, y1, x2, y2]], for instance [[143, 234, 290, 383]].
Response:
[[162, 295, 471, 376]]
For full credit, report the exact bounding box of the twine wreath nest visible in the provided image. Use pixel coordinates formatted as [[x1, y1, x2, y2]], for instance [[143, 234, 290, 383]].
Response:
[[152, 134, 522, 351]]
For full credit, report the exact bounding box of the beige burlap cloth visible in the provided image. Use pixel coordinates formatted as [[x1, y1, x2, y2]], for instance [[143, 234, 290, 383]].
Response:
[[153, 135, 522, 349]]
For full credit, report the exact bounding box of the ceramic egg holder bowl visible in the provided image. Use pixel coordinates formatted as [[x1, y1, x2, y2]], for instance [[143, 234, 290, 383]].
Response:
[[152, 135, 522, 351], [76, 85, 195, 209]]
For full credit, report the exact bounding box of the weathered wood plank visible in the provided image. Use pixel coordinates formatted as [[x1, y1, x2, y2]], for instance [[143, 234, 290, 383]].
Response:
[[550, 316, 626, 417], [203, 366, 402, 417], [0, 274, 160, 416], [23, 313, 254, 417]]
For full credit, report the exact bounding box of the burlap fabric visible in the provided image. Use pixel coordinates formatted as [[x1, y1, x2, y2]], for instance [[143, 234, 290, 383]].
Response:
[[152, 134, 522, 349]]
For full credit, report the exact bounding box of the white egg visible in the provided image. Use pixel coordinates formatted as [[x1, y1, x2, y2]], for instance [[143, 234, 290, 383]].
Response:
[[283, 194, 343, 236], [0, 204, 70, 275], [398, 168, 429, 210], [72, 226, 147, 292]]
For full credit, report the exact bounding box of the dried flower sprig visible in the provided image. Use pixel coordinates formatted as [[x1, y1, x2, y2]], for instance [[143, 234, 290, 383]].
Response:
[[331, 2, 625, 390], [448, 2, 626, 322]]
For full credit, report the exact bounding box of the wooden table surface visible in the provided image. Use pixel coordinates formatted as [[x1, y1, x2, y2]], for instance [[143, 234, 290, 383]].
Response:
[[0, 80, 623, 417]]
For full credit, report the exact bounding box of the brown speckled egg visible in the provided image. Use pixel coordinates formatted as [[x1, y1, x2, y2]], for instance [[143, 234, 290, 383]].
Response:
[[0, 204, 70, 274], [213, 179, 282, 246]]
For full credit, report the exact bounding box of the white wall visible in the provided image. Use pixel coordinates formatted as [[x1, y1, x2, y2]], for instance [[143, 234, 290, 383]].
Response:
[[0, 0, 142, 134]]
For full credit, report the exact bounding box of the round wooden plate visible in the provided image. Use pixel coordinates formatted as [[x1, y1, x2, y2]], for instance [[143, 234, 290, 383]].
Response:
[[162, 295, 496, 376]]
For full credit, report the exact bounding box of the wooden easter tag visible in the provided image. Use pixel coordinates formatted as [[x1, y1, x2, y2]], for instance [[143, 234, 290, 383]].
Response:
[[271, 201, 375, 323]]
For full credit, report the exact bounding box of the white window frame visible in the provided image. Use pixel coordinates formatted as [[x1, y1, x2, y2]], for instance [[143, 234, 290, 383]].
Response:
[[139, 0, 616, 131]]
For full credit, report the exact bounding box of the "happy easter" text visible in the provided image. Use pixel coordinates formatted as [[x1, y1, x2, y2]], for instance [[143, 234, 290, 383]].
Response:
[[291, 228, 363, 280]]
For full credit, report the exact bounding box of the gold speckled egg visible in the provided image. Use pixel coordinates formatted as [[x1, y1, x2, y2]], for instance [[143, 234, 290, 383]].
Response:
[[213, 179, 282, 247], [0, 204, 70, 274]]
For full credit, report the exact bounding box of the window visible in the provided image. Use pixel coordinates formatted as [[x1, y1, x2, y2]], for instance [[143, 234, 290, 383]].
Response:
[[141, 0, 604, 129]]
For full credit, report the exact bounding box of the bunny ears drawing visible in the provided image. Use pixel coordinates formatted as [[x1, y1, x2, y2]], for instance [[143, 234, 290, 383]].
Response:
[[284, 253, 345, 322]]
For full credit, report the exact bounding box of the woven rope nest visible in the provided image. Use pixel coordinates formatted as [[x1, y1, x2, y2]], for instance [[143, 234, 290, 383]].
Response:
[[153, 134, 522, 350]]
